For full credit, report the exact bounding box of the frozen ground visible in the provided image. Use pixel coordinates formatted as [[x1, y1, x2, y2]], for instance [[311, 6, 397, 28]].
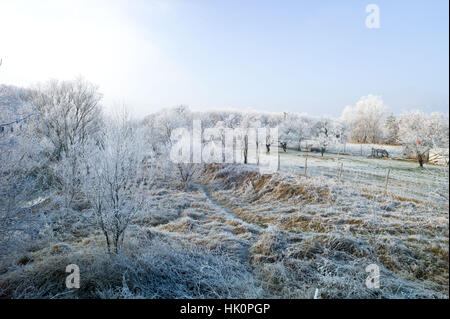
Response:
[[1, 152, 448, 298], [144, 153, 448, 298], [325, 142, 405, 158], [279, 148, 449, 207]]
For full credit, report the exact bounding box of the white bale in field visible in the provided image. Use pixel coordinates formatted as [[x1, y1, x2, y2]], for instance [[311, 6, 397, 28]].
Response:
[[428, 148, 449, 166]]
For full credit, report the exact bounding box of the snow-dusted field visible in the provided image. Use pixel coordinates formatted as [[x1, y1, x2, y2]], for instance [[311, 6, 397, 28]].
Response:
[[1, 150, 448, 298], [280, 148, 449, 207], [198, 159, 448, 298], [326, 142, 405, 158], [113, 153, 448, 299]]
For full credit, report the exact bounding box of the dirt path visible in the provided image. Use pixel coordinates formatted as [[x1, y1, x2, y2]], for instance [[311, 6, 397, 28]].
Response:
[[194, 183, 263, 235]]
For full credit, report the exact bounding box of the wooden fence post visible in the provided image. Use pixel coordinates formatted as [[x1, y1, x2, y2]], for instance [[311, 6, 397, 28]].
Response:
[[256, 144, 260, 166], [384, 168, 390, 194], [277, 152, 280, 171], [304, 155, 308, 176]]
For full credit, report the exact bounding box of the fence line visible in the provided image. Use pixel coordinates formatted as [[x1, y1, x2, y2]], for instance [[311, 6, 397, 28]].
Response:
[[285, 153, 449, 208]]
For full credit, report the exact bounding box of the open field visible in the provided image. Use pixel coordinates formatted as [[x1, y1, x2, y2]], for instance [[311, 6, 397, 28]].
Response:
[[194, 156, 449, 298], [3, 150, 447, 299], [280, 148, 449, 206], [326, 142, 405, 158]]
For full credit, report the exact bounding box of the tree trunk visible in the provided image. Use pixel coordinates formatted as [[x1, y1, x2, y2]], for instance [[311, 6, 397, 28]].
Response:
[[243, 135, 248, 164], [418, 154, 424, 168]]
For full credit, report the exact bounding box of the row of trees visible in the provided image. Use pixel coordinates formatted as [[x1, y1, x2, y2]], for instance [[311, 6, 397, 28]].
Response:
[[341, 95, 449, 152], [267, 95, 448, 166], [143, 96, 448, 167]]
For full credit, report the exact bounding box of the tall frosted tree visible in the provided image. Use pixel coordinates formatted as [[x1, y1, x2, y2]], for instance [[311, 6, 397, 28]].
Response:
[[384, 113, 399, 144], [342, 95, 387, 143], [398, 111, 449, 167]]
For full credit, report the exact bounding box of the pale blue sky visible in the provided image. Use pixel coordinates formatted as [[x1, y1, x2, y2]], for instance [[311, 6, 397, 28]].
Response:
[[0, 0, 448, 117]]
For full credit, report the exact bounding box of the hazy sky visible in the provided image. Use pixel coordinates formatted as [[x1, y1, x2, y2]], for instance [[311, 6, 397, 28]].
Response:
[[0, 0, 448, 117]]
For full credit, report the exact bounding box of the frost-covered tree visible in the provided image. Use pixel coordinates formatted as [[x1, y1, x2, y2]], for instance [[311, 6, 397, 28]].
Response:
[[32, 78, 102, 161], [146, 106, 203, 186], [279, 114, 311, 151], [312, 118, 340, 156], [383, 113, 399, 144], [0, 91, 48, 260], [234, 113, 259, 164], [398, 111, 449, 167], [342, 95, 387, 143], [31, 78, 103, 207], [82, 111, 147, 254], [0, 84, 36, 128], [147, 105, 191, 149]]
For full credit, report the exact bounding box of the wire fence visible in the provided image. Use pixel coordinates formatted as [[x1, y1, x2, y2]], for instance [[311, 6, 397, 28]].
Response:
[[279, 149, 449, 210]]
